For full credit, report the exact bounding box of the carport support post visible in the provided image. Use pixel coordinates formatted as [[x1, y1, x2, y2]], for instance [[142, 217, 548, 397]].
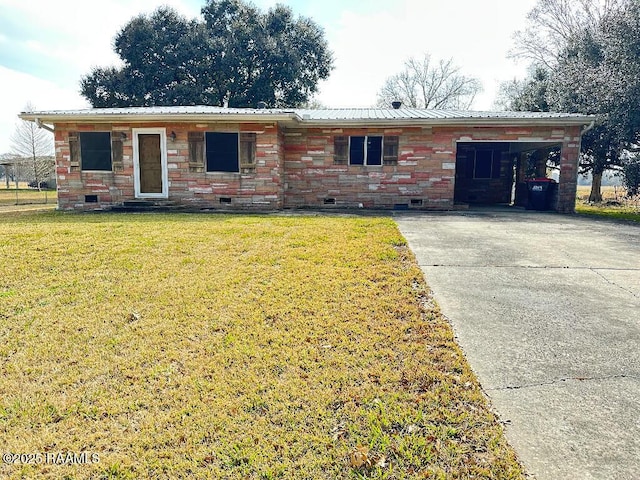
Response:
[[557, 132, 581, 213]]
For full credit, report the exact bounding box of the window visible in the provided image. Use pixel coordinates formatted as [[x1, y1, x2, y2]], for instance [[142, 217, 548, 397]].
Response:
[[350, 136, 381, 165], [206, 132, 238, 172], [189, 132, 256, 173], [473, 150, 501, 179], [74, 132, 113, 171], [334, 136, 398, 166]]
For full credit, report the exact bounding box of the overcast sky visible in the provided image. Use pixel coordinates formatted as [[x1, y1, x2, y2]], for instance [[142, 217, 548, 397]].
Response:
[[0, 0, 538, 154]]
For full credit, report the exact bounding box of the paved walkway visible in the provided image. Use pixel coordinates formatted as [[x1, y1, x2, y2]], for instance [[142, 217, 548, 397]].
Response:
[[395, 209, 640, 480]]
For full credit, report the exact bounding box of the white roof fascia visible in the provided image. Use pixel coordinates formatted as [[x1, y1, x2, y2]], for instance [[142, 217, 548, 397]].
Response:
[[18, 109, 594, 128], [19, 112, 301, 124], [297, 116, 593, 128]]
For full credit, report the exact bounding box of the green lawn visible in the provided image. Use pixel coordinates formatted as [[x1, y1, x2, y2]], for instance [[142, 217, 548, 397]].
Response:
[[0, 212, 523, 479], [575, 203, 640, 222]]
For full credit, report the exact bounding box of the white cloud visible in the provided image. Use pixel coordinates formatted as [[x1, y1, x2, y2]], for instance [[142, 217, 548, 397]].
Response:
[[0, 67, 88, 154]]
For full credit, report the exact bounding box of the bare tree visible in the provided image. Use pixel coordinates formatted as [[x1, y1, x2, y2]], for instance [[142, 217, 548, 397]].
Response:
[[10, 103, 54, 190], [376, 54, 482, 109], [510, 0, 627, 68], [508, 0, 635, 203]]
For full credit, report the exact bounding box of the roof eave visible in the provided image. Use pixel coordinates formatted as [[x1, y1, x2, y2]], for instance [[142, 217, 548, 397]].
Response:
[[19, 112, 594, 128], [18, 112, 301, 124], [299, 117, 594, 128]]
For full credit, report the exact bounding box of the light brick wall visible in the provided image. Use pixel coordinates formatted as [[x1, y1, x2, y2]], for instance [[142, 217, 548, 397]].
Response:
[[53, 122, 283, 210], [283, 126, 456, 209], [283, 124, 582, 212], [52, 121, 582, 213]]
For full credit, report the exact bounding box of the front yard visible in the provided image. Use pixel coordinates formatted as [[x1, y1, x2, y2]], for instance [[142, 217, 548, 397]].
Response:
[[0, 212, 523, 479]]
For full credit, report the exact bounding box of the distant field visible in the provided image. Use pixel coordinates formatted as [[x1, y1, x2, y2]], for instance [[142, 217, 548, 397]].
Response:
[[575, 185, 640, 222], [0, 187, 56, 206], [575, 185, 628, 201]]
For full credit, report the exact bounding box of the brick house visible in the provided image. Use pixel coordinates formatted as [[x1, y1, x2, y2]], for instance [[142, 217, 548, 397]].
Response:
[[19, 106, 592, 212]]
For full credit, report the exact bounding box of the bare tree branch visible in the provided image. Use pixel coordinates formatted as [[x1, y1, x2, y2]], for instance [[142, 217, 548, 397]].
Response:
[[10, 103, 55, 190], [376, 53, 482, 109], [510, 0, 629, 67]]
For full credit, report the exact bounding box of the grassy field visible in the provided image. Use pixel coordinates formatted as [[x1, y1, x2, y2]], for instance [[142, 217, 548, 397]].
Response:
[[0, 212, 523, 479], [575, 185, 640, 222]]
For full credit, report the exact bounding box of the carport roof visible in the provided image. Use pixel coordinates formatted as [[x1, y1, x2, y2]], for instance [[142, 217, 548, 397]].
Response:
[[19, 106, 594, 127]]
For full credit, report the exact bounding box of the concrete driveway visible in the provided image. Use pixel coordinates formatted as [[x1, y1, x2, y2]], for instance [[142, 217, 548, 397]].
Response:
[[394, 209, 640, 480]]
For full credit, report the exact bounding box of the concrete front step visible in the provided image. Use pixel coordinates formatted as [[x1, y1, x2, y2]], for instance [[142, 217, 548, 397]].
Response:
[[111, 199, 186, 212]]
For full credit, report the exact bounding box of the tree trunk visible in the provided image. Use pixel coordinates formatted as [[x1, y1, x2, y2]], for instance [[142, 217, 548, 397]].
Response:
[[589, 171, 603, 202], [33, 156, 41, 192]]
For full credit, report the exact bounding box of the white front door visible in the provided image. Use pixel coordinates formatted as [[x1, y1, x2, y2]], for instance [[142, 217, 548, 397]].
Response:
[[133, 128, 168, 199]]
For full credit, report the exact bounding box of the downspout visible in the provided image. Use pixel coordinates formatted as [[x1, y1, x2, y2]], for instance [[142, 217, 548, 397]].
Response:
[[35, 118, 54, 133], [581, 120, 595, 135]]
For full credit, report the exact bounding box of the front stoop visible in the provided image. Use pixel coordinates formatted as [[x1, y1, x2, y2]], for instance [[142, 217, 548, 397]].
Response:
[[110, 200, 188, 212]]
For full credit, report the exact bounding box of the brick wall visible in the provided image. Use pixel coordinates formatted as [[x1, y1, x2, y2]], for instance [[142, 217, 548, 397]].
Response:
[[52, 121, 582, 213], [53, 122, 283, 210], [283, 124, 582, 212], [283, 126, 456, 209]]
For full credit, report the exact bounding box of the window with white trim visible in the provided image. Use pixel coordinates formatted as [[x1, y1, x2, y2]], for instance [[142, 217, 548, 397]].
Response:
[[334, 135, 398, 166]]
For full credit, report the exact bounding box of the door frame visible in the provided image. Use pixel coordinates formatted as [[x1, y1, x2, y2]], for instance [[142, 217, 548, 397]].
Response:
[[132, 128, 168, 199]]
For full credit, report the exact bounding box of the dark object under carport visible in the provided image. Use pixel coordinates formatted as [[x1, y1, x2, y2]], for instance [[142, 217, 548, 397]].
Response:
[[526, 178, 558, 211]]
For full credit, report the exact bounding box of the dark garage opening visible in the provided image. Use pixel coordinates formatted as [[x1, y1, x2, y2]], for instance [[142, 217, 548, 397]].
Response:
[[454, 141, 562, 208]]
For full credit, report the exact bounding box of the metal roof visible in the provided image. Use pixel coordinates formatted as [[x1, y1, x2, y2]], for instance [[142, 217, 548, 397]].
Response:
[[294, 108, 589, 121], [19, 105, 594, 126], [22, 106, 294, 116]]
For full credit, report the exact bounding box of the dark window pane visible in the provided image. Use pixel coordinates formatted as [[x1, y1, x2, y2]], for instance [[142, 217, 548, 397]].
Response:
[[80, 132, 112, 171], [367, 136, 382, 165], [350, 136, 365, 165], [206, 132, 239, 172], [474, 150, 493, 178], [492, 152, 502, 179]]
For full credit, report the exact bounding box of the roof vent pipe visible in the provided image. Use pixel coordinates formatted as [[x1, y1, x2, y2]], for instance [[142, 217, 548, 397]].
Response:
[[391, 101, 402, 109]]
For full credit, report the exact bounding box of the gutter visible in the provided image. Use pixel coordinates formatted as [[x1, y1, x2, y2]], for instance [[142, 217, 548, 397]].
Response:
[[298, 117, 594, 128], [19, 111, 595, 129], [20, 112, 301, 125]]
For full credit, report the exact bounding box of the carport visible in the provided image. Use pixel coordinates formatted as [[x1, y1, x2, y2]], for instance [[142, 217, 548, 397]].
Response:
[[454, 141, 563, 208]]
